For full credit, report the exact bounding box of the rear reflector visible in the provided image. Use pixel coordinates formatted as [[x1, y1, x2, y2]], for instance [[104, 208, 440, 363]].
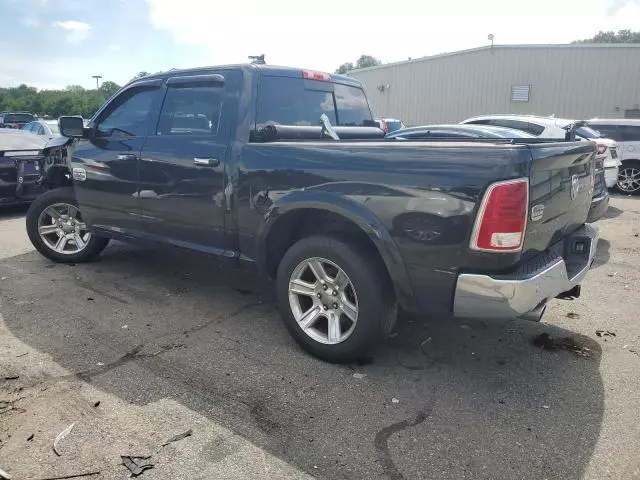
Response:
[[470, 178, 529, 252], [302, 70, 331, 82]]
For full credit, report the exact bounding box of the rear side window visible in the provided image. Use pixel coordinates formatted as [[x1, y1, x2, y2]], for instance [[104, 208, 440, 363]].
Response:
[[256, 76, 372, 128], [622, 125, 640, 142], [157, 85, 223, 136]]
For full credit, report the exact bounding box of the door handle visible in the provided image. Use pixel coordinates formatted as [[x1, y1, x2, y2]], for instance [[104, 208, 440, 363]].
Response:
[[193, 157, 220, 167], [117, 154, 137, 161]]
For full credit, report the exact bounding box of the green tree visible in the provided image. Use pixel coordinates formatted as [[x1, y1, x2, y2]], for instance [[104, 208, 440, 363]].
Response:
[[335, 55, 382, 74], [356, 55, 382, 69], [573, 29, 640, 43], [335, 62, 355, 74], [99, 81, 121, 98]]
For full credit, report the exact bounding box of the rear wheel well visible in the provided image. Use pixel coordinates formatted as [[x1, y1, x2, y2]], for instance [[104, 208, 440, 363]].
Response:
[[264, 209, 392, 288]]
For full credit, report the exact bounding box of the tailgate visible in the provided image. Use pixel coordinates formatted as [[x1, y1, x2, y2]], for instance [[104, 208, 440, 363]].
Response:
[[525, 142, 595, 253]]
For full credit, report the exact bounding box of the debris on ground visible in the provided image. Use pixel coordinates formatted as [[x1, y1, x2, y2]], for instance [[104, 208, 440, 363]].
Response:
[[460, 325, 471, 330], [121, 325, 128, 329], [160, 429, 192, 447], [607, 272, 617, 277], [623, 345, 639, 357], [596, 330, 616, 338], [352, 373, 366, 380], [532, 333, 592, 357], [4, 375, 19, 380], [15, 352, 28, 358], [391, 398, 400, 404], [34, 470, 101, 480], [542, 405, 550, 409], [86, 297, 94, 301], [0, 398, 26, 415], [121, 456, 153, 477], [27, 433, 34, 441], [566, 312, 580, 319], [93, 401, 100, 408], [0, 466, 11, 479], [96, 362, 104, 367], [53, 423, 75, 456]]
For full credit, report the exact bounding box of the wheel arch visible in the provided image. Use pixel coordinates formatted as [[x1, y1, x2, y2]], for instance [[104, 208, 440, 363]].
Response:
[[256, 191, 416, 311]]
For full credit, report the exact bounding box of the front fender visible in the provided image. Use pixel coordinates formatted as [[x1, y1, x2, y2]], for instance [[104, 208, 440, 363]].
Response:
[[256, 190, 416, 311]]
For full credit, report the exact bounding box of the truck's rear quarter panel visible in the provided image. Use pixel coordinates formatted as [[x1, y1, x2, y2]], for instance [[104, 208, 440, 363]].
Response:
[[239, 141, 533, 313]]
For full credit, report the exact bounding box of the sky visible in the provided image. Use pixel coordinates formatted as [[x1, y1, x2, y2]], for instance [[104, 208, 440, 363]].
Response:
[[1, 0, 639, 90]]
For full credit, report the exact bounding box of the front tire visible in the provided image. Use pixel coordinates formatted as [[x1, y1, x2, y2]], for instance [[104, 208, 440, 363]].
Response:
[[26, 187, 109, 263], [276, 235, 395, 363]]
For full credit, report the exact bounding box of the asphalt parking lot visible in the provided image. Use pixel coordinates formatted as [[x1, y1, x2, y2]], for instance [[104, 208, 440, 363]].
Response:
[[1, 196, 639, 480]]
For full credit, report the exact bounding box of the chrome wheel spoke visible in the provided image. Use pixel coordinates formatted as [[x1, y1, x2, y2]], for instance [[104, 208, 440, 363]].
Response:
[[334, 269, 348, 288], [67, 204, 79, 218], [307, 259, 328, 284], [327, 314, 341, 343], [54, 235, 68, 252], [38, 224, 58, 236], [74, 234, 86, 250], [340, 297, 358, 322], [299, 306, 321, 330], [44, 206, 61, 219], [289, 278, 317, 297]]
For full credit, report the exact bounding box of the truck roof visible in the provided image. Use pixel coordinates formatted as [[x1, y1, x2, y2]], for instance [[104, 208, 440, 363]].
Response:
[[133, 64, 362, 88]]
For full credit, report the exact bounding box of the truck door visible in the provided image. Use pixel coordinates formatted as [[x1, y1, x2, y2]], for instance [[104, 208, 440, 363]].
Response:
[[71, 80, 163, 234], [137, 71, 241, 253]]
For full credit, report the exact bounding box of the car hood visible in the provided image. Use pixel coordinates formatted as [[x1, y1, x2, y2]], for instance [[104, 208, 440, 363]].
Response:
[[0, 132, 48, 151]]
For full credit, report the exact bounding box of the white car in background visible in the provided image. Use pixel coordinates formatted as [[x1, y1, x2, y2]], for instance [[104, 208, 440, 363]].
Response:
[[460, 115, 621, 188], [587, 119, 640, 194], [22, 120, 60, 140]]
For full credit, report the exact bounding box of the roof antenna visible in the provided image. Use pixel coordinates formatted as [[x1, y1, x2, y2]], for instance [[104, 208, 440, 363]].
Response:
[[249, 54, 265, 65]]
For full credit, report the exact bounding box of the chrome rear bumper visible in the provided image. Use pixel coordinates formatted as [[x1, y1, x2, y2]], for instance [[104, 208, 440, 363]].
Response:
[[453, 224, 599, 319]]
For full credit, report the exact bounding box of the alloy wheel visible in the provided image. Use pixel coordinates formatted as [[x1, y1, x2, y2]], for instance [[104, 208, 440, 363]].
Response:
[[37, 203, 92, 255]]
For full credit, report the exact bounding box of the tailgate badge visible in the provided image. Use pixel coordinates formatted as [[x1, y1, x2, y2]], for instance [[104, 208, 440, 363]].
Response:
[[531, 204, 544, 222], [570, 174, 580, 200]]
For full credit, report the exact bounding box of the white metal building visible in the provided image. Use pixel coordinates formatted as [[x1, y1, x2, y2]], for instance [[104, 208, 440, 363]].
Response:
[[350, 44, 640, 126]]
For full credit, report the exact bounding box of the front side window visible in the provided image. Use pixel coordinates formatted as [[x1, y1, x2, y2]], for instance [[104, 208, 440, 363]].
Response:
[[22, 122, 34, 132], [156, 85, 224, 136], [96, 88, 158, 137]]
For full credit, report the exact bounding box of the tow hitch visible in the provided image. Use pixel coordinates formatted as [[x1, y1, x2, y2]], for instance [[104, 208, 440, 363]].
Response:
[[556, 285, 581, 300]]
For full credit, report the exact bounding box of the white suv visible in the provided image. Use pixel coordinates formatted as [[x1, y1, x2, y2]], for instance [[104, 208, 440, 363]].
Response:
[[461, 115, 621, 188], [587, 119, 640, 194]]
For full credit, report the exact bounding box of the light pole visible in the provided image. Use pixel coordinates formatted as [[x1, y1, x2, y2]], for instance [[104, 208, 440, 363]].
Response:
[[92, 75, 102, 88]]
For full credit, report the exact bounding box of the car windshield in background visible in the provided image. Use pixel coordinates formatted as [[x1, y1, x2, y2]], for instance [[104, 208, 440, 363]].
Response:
[[386, 121, 404, 132], [48, 123, 60, 134], [5, 114, 35, 123], [575, 126, 602, 139], [256, 77, 372, 128]]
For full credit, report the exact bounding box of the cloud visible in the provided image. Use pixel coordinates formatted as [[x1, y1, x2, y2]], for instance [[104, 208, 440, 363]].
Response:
[[606, 0, 640, 15], [51, 20, 92, 43], [108, 44, 122, 51]]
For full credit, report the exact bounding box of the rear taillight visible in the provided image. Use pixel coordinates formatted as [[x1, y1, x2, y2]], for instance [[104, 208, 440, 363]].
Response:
[[597, 144, 607, 155], [470, 178, 529, 253]]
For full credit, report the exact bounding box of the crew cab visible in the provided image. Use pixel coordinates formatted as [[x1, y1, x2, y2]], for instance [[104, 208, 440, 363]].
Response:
[[26, 65, 599, 362]]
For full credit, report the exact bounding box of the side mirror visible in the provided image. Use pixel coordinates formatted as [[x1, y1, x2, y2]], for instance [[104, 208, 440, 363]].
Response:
[[59, 116, 85, 138]]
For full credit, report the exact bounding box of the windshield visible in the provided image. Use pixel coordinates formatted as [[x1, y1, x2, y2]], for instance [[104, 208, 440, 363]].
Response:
[[4, 113, 35, 123], [47, 123, 60, 134], [575, 126, 601, 139]]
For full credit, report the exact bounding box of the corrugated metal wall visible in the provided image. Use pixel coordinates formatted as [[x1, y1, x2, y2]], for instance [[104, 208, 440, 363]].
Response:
[[350, 45, 640, 126]]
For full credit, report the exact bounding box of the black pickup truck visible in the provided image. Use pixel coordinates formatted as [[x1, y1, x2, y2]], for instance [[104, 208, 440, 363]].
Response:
[[25, 64, 599, 362]]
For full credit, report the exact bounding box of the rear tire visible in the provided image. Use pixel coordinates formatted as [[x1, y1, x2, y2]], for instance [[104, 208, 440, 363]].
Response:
[[276, 235, 395, 363], [26, 187, 109, 263], [615, 160, 640, 195]]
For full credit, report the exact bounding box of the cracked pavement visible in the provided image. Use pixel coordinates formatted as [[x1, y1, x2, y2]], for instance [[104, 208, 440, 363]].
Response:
[[1, 196, 640, 479]]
